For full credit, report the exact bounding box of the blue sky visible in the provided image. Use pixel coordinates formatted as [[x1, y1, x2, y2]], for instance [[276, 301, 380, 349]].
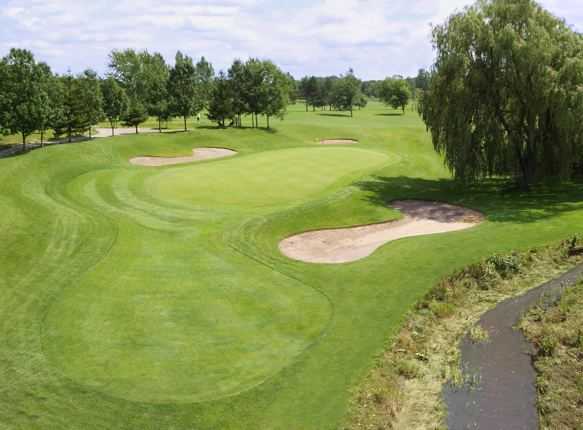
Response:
[[0, 0, 581, 80]]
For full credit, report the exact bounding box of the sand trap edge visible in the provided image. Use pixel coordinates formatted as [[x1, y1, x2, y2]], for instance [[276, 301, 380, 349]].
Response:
[[319, 139, 359, 145], [279, 200, 484, 264], [129, 147, 237, 167]]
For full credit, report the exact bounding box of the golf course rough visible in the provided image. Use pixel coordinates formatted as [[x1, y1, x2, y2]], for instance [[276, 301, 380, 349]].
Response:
[[3, 103, 583, 429]]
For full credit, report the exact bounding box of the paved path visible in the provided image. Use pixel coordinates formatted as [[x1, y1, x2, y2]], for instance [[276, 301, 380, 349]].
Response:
[[0, 128, 167, 159], [444, 263, 583, 430]]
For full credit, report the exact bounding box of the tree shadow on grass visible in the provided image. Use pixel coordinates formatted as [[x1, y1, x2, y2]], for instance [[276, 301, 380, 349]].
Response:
[[317, 113, 352, 118], [196, 125, 279, 134], [376, 113, 404, 117], [354, 175, 583, 224]]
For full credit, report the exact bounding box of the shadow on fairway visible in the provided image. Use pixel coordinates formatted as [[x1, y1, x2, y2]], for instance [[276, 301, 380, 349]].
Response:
[[317, 113, 352, 118], [196, 125, 279, 134], [376, 113, 404, 117], [355, 175, 583, 224]]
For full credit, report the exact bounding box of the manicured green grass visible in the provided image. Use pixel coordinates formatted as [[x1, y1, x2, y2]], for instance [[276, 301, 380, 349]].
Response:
[[1, 102, 583, 429]]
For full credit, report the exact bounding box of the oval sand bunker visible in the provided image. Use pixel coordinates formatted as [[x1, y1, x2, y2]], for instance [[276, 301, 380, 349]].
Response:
[[130, 147, 237, 167], [320, 139, 358, 145], [280, 200, 484, 264]]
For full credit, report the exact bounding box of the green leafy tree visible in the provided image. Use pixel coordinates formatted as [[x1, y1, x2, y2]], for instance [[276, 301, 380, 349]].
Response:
[[298, 76, 311, 111], [305, 76, 320, 112], [228, 60, 248, 128], [143, 53, 170, 132], [76, 70, 103, 138], [37, 62, 57, 146], [415, 69, 431, 91], [123, 97, 148, 134], [379, 79, 411, 113], [168, 51, 201, 131], [354, 93, 368, 110], [108, 49, 144, 100], [101, 77, 129, 136], [284, 73, 298, 105], [53, 71, 102, 142], [241, 58, 265, 128], [52, 74, 79, 143], [0, 49, 50, 150], [109, 50, 172, 131], [420, 0, 583, 188], [207, 72, 235, 128], [260, 61, 289, 129], [330, 70, 362, 117], [195, 56, 215, 109]]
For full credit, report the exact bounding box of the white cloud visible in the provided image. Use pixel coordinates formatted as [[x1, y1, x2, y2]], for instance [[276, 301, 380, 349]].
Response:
[[0, 0, 581, 79]]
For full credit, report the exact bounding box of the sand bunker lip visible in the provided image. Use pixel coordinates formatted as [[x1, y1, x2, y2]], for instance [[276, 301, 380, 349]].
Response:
[[279, 200, 484, 264], [319, 139, 359, 145], [129, 147, 237, 167]]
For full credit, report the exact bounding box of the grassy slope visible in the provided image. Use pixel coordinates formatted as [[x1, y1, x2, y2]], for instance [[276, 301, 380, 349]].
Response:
[[522, 282, 583, 429], [1, 102, 583, 429]]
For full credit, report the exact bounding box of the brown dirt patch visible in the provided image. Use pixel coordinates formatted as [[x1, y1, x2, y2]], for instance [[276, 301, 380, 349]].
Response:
[[319, 139, 358, 145], [279, 200, 484, 264], [129, 148, 237, 167]]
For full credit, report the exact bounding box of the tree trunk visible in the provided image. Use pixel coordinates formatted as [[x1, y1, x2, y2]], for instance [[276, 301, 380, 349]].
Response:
[[89, 127, 92, 139], [21, 133, 26, 152], [184, 116, 187, 132], [40, 130, 45, 147], [135, 125, 138, 134], [159, 118, 162, 133], [305, 103, 308, 112], [267, 115, 270, 129], [350, 106, 353, 117], [111, 123, 115, 137]]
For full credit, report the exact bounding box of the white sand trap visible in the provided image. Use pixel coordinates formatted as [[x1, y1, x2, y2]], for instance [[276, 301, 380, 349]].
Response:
[[280, 200, 484, 264], [130, 148, 237, 167], [320, 139, 358, 145]]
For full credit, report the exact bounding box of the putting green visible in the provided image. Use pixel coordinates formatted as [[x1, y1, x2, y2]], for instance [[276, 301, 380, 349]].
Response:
[[147, 147, 391, 209], [41, 146, 390, 403]]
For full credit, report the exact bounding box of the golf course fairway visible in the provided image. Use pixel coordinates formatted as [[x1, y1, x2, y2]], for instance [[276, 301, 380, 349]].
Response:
[[2, 103, 583, 429]]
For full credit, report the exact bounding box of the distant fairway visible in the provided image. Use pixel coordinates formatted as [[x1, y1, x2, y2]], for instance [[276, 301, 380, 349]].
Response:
[[2, 102, 583, 428]]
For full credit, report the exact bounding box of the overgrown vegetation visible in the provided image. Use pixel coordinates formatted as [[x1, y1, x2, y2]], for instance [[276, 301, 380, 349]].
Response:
[[345, 237, 583, 430], [521, 282, 583, 429]]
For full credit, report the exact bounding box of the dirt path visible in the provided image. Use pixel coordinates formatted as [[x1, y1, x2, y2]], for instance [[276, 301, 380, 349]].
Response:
[[444, 263, 583, 430], [279, 200, 483, 264], [93, 127, 162, 138], [129, 148, 237, 167]]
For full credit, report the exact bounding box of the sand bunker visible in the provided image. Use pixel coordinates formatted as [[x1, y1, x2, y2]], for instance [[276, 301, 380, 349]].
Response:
[[130, 148, 237, 167], [320, 139, 358, 145], [280, 200, 484, 264]]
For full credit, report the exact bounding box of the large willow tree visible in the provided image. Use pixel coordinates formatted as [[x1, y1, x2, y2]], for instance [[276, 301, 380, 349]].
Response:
[[420, 0, 583, 188]]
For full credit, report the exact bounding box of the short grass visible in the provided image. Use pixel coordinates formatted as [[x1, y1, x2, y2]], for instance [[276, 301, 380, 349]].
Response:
[[2, 102, 583, 429]]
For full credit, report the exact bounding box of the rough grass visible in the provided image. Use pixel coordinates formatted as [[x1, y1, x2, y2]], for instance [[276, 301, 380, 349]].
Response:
[[344, 238, 583, 430], [522, 282, 583, 429], [3, 103, 583, 429]]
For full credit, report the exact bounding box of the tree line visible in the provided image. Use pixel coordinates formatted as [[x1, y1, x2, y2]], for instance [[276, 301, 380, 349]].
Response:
[[297, 71, 367, 116], [298, 70, 427, 115], [0, 49, 295, 149]]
